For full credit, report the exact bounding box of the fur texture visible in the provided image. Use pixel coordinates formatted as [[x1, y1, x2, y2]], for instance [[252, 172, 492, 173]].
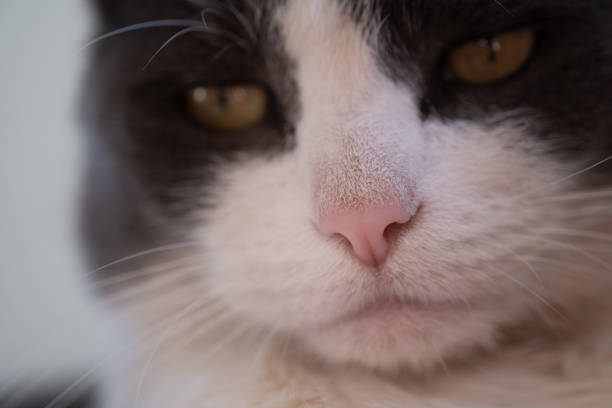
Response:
[[82, 0, 612, 406]]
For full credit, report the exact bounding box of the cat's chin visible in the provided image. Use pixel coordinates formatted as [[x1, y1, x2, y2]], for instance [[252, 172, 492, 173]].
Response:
[[299, 297, 507, 372]]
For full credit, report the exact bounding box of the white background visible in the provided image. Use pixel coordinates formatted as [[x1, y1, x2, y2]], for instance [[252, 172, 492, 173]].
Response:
[[0, 0, 108, 389]]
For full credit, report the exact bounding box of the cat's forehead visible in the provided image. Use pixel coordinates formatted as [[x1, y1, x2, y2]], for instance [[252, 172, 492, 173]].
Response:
[[96, 0, 603, 76], [89, 0, 612, 163], [99, 0, 592, 32], [98, 0, 601, 81]]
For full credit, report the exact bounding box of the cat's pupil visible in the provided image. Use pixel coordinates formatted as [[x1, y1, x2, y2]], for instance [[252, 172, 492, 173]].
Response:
[[475, 37, 501, 63], [481, 38, 501, 62], [217, 87, 229, 110]]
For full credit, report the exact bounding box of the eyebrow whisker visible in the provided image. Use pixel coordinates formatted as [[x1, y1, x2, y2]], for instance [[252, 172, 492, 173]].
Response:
[[492, 0, 515, 17], [201, 7, 226, 28], [201, 1, 258, 45], [80, 19, 204, 50], [143, 26, 208, 70]]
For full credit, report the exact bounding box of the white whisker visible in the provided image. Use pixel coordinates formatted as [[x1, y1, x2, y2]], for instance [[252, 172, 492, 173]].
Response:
[[486, 265, 564, 318], [155, 306, 239, 364], [536, 189, 612, 204], [521, 255, 604, 276], [143, 26, 207, 70], [99, 266, 204, 307], [223, 2, 258, 43], [91, 255, 201, 290], [88, 242, 200, 277], [509, 250, 542, 283], [133, 298, 209, 408], [81, 20, 203, 50], [492, 0, 515, 17], [514, 233, 612, 273], [515, 155, 612, 199], [535, 227, 612, 243], [42, 310, 188, 408], [194, 322, 255, 366], [243, 326, 280, 384]]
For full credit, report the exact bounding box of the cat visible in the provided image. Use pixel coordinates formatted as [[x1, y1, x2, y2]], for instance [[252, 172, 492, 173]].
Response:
[[81, 0, 612, 407]]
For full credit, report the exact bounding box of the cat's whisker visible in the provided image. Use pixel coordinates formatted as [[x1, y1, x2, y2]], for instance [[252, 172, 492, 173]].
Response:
[[100, 279, 199, 309], [80, 19, 204, 50], [44, 381, 91, 408], [277, 334, 293, 376], [0, 368, 36, 408], [201, 7, 223, 28], [154, 306, 241, 365], [509, 250, 542, 283], [486, 265, 564, 318], [166, 325, 267, 405], [83, 15, 250, 73], [158, 308, 253, 363], [90, 254, 201, 290], [514, 155, 612, 199], [512, 233, 612, 273], [535, 188, 612, 204], [133, 306, 232, 367], [132, 297, 211, 407], [521, 255, 606, 277], [201, 0, 258, 44], [143, 26, 208, 70], [98, 264, 205, 304], [154, 319, 256, 386], [103, 290, 221, 326], [492, 0, 515, 17], [431, 341, 451, 379], [244, 0, 264, 33], [533, 227, 612, 243], [558, 208, 612, 221], [41, 307, 197, 408], [243, 323, 283, 383], [193, 321, 257, 366], [87, 241, 200, 277], [41, 365, 105, 408], [0, 363, 30, 398], [1, 358, 88, 408], [198, 44, 237, 74], [221, 2, 258, 44], [577, 245, 612, 254]]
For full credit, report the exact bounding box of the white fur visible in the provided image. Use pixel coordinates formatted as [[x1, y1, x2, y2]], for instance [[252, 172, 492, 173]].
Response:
[[100, 0, 612, 406]]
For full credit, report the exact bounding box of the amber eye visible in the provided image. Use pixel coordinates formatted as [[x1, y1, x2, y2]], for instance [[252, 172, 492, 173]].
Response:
[[186, 85, 268, 131], [449, 28, 536, 85]]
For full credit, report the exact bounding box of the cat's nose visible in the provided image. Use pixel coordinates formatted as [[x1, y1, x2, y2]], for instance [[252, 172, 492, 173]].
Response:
[[319, 206, 412, 267]]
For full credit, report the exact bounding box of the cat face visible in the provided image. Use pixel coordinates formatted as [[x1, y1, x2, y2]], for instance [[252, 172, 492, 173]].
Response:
[[84, 0, 612, 372]]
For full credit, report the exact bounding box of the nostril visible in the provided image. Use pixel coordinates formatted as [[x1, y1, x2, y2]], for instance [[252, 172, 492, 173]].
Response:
[[319, 206, 413, 267], [330, 231, 380, 268], [383, 220, 408, 243]]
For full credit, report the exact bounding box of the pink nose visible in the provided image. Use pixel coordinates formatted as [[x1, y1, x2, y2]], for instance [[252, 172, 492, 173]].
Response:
[[319, 206, 412, 267]]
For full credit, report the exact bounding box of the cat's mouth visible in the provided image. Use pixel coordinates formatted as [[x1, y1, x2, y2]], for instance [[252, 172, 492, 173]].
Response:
[[298, 292, 493, 371], [320, 296, 475, 331]]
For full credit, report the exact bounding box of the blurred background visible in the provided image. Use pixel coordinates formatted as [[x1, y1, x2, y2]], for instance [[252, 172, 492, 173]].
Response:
[[1, 0, 109, 404]]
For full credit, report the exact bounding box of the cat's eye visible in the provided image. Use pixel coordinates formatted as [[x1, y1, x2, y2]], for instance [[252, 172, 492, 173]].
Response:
[[449, 28, 536, 85], [186, 85, 268, 131]]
